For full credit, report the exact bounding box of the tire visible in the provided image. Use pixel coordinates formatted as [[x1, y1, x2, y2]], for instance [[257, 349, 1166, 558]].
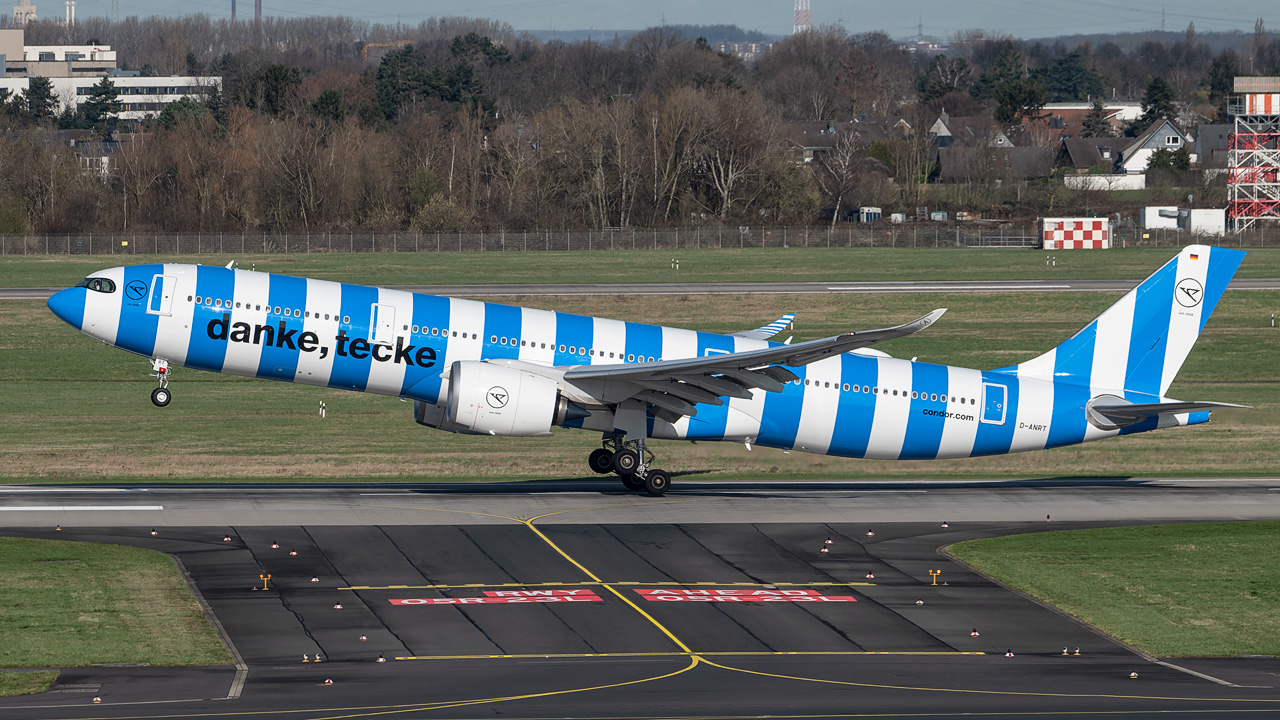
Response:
[[643, 469, 671, 496], [620, 473, 645, 491], [151, 387, 171, 407], [588, 448, 614, 474], [611, 449, 639, 475]]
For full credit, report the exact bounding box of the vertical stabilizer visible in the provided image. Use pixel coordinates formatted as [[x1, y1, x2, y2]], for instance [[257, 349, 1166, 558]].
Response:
[[999, 245, 1245, 395]]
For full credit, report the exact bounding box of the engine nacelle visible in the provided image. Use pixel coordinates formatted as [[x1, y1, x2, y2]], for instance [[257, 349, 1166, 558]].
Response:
[[445, 361, 587, 437]]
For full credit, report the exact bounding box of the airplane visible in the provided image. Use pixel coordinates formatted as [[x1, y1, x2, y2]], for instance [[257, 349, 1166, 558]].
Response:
[[46, 244, 1246, 496]]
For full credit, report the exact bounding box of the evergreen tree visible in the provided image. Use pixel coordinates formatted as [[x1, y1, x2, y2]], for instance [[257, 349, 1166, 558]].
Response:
[[1046, 51, 1103, 102], [81, 77, 123, 136], [1139, 75, 1175, 127], [1080, 97, 1113, 137], [23, 76, 58, 120]]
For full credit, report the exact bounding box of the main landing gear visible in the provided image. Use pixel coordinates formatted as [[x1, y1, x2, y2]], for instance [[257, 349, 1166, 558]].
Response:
[[149, 358, 172, 407], [588, 434, 671, 496]]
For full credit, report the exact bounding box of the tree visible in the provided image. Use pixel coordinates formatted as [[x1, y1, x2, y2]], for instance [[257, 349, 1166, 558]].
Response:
[[992, 75, 1048, 126], [1080, 98, 1113, 138], [1147, 147, 1191, 172], [23, 77, 58, 120], [81, 77, 123, 136], [1046, 51, 1103, 102], [1139, 75, 1175, 126]]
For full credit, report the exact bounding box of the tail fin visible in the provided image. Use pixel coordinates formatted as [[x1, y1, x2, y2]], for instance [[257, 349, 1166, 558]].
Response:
[[1000, 245, 1245, 396]]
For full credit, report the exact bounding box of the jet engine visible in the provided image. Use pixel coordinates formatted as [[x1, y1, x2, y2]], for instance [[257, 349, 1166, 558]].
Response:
[[442, 361, 588, 437]]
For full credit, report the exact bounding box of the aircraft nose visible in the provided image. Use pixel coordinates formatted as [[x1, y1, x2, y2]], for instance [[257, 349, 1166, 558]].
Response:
[[47, 287, 86, 329]]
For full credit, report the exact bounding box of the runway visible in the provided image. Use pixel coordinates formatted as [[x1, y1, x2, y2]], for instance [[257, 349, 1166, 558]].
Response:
[[1, 479, 1279, 719], [6, 277, 1280, 299]]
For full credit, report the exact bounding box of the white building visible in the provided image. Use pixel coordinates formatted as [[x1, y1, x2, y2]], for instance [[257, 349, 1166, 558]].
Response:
[[12, 0, 36, 26], [0, 76, 221, 120]]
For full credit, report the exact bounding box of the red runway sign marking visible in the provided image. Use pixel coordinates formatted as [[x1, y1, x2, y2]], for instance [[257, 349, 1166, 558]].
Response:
[[635, 589, 856, 603], [482, 589, 597, 597], [390, 592, 603, 606]]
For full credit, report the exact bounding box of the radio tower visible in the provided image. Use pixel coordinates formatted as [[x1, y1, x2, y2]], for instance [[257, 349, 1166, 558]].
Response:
[[793, 0, 810, 34]]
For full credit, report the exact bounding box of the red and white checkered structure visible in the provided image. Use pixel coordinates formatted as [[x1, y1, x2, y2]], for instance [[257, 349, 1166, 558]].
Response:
[[1039, 217, 1111, 250]]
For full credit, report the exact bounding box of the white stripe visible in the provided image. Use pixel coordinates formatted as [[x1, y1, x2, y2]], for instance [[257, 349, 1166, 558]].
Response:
[[149, 264, 196, 365], [83, 267, 124, 344], [1160, 247, 1210, 395], [936, 366, 982, 459], [364, 288, 413, 396], [1089, 289, 1135, 393], [792, 357, 841, 454], [725, 336, 768, 443], [223, 270, 270, 377], [661, 326, 699, 438], [296, 278, 342, 388], [592, 317, 627, 362], [518, 307, 557, 365], [863, 358, 912, 460], [1015, 346, 1056, 379], [1010, 375, 1053, 453], [444, 298, 486, 368]]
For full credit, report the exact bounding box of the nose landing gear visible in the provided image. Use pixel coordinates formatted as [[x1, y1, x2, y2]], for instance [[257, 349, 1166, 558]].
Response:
[[587, 434, 670, 496], [149, 358, 172, 407]]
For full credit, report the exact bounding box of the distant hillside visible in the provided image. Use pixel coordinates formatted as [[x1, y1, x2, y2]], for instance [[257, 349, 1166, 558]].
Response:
[[526, 24, 780, 46], [1026, 29, 1276, 54]]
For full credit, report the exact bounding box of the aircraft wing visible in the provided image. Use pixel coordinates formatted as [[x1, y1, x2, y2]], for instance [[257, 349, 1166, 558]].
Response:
[[731, 313, 796, 341], [563, 309, 945, 422], [1087, 397, 1250, 430]]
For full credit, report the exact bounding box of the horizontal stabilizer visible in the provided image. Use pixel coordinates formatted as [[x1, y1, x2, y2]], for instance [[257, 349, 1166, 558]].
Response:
[[1086, 394, 1249, 430], [732, 313, 796, 341]]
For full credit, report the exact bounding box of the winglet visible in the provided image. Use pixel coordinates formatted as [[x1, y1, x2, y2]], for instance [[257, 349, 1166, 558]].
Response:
[[733, 313, 796, 341]]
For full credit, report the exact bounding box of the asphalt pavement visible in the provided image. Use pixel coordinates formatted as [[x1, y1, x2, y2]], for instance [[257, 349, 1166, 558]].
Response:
[[1, 480, 1280, 719], [6, 277, 1280, 300]]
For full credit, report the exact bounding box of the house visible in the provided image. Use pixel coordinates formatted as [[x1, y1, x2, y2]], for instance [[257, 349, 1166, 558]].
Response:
[[1057, 119, 1193, 174], [780, 120, 890, 164], [1059, 137, 1124, 173], [1023, 101, 1142, 141], [1114, 118, 1191, 174], [929, 112, 1014, 149], [1195, 124, 1231, 169], [939, 145, 1054, 182]]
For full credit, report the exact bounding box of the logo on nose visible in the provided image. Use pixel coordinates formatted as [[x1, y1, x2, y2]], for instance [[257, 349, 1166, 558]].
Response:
[[125, 280, 148, 300]]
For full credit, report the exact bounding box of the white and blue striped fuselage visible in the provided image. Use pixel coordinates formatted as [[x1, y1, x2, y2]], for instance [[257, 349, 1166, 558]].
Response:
[[49, 261, 1222, 462]]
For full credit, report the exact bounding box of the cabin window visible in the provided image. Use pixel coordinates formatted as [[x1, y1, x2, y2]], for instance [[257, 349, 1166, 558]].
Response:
[[892, 389, 898, 396], [569, 346, 576, 354], [342, 316, 350, 324], [187, 295, 193, 301], [609, 352, 615, 358], [558, 344, 567, 352], [843, 383, 850, 391], [589, 349, 595, 356], [628, 354, 635, 362], [520, 340, 526, 346], [911, 391, 918, 399], [931, 393, 938, 402], [540, 343, 546, 349]]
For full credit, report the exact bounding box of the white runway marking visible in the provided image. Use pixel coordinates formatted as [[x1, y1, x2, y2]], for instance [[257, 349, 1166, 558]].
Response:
[[0, 506, 164, 511], [0, 488, 143, 493], [826, 285, 1072, 292]]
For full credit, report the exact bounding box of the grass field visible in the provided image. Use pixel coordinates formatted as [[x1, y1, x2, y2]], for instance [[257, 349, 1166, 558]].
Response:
[[948, 522, 1280, 657], [0, 537, 232, 667], [2, 277, 1277, 481], [0, 671, 57, 697], [3, 246, 1280, 288]]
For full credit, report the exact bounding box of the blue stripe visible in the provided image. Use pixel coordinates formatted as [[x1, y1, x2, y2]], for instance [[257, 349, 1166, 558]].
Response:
[[827, 353, 877, 458], [1045, 381, 1091, 449], [1200, 247, 1247, 333], [971, 372, 1018, 456], [1123, 262, 1175, 396], [554, 312, 593, 366], [483, 302, 522, 360], [256, 273, 307, 382], [624, 321, 663, 364], [683, 331, 736, 440], [1186, 410, 1210, 426], [184, 266, 235, 372], [328, 283, 378, 391], [900, 362, 948, 459], [400, 293, 450, 402], [115, 265, 162, 358]]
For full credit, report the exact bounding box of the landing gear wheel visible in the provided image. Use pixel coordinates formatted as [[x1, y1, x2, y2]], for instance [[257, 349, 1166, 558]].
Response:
[[612, 449, 639, 475], [588, 448, 614, 475], [151, 387, 171, 407], [620, 473, 645, 491], [643, 469, 670, 496]]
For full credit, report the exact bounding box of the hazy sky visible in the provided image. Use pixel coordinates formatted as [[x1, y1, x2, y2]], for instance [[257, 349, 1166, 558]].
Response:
[[84, 0, 1279, 38]]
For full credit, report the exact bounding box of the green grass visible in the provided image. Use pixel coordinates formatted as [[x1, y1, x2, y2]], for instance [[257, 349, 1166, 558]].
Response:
[[0, 671, 57, 697], [2, 283, 1277, 482], [949, 522, 1280, 657], [0, 538, 232, 667], [4, 246, 1280, 288]]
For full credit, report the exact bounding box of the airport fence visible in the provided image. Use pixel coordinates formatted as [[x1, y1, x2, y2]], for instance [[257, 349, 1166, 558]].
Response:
[[1, 225, 1273, 256]]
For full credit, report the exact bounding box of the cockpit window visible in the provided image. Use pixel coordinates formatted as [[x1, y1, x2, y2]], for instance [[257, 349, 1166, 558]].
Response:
[[75, 277, 116, 294]]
